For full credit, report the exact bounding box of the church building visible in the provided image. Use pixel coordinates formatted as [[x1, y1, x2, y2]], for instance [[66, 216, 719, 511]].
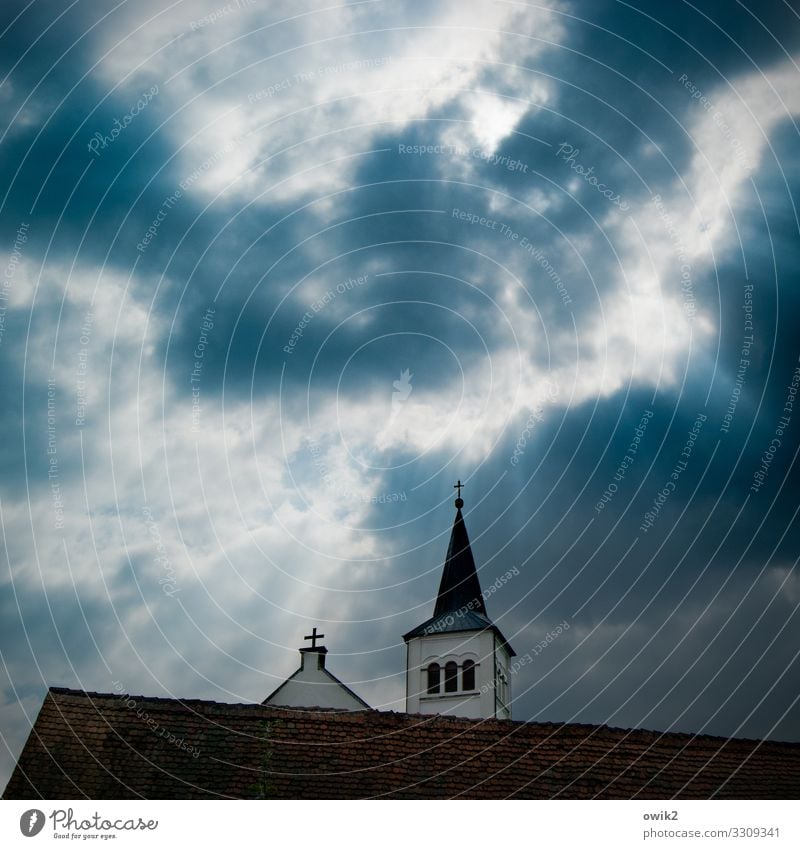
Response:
[[263, 627, 370, 711], [403, 484, 514, 719]]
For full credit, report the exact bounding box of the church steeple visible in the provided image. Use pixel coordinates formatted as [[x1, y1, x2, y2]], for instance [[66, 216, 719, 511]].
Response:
[[402, 482, 515, 720], [433, 486, 487, 618]]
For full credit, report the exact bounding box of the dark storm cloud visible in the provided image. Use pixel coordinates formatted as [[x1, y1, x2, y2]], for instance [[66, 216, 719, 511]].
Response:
[[565, 0, 800, 85], [161, 190, 537, 399], [454, 405, 799, 740]]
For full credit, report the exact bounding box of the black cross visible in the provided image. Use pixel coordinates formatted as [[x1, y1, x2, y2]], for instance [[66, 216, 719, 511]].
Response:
[[453, 480, 464, 498], [304, 627, 325, 648]]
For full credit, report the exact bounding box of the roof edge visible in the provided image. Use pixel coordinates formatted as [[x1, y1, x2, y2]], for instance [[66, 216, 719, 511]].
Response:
[[36, 688, 800, 746], [402, 622, 516, 656]]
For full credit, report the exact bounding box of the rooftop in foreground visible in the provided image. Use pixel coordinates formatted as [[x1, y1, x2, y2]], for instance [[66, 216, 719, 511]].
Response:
[[4, 687, 799, 799]]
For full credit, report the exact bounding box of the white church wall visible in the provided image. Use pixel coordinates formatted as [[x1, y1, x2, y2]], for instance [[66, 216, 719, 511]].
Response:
[[406, 630, 511, 719], [265, 649, 368, 711]]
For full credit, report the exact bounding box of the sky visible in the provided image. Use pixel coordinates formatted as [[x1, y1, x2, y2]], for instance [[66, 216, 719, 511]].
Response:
[[1, 0, 800, 791]]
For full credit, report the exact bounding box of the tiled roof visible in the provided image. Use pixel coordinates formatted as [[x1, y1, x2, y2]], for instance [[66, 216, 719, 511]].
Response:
[[402, 610, 515, 657], [4, 688, 799, 799]]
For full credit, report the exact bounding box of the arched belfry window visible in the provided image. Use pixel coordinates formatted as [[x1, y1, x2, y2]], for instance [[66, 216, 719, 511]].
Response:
[[462, 659, 476, 691], [444, 661, 458, 692], [427, 663, 440, 695]]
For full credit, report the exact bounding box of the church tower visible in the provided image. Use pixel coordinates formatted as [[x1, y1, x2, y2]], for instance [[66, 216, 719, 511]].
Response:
[[403, 483, 515, 719]]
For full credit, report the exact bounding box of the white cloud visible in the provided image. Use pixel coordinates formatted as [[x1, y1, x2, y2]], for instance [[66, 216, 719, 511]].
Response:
[[94, 0, 565, 203], [670, 56, 800, 258]]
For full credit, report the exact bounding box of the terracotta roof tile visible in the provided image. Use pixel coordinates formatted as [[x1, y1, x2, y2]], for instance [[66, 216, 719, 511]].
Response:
[[3, 688, 799, 799]]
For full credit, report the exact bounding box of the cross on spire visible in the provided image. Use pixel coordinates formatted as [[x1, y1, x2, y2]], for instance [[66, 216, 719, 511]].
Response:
[[453, 479, 464, 509], [303, 627, 325, 649]]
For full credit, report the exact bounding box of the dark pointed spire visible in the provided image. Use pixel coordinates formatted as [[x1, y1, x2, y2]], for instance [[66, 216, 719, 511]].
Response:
[[402, 484, 515, 656], [433, 487, 487, 617]]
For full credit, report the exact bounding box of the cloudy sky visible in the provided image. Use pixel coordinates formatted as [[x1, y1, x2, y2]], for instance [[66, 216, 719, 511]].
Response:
[[1, 0, 799, 789]]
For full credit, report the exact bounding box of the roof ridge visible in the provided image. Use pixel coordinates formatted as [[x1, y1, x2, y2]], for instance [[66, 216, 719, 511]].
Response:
[[47, 686, 261, 709], [44, 688, 800, 746]]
